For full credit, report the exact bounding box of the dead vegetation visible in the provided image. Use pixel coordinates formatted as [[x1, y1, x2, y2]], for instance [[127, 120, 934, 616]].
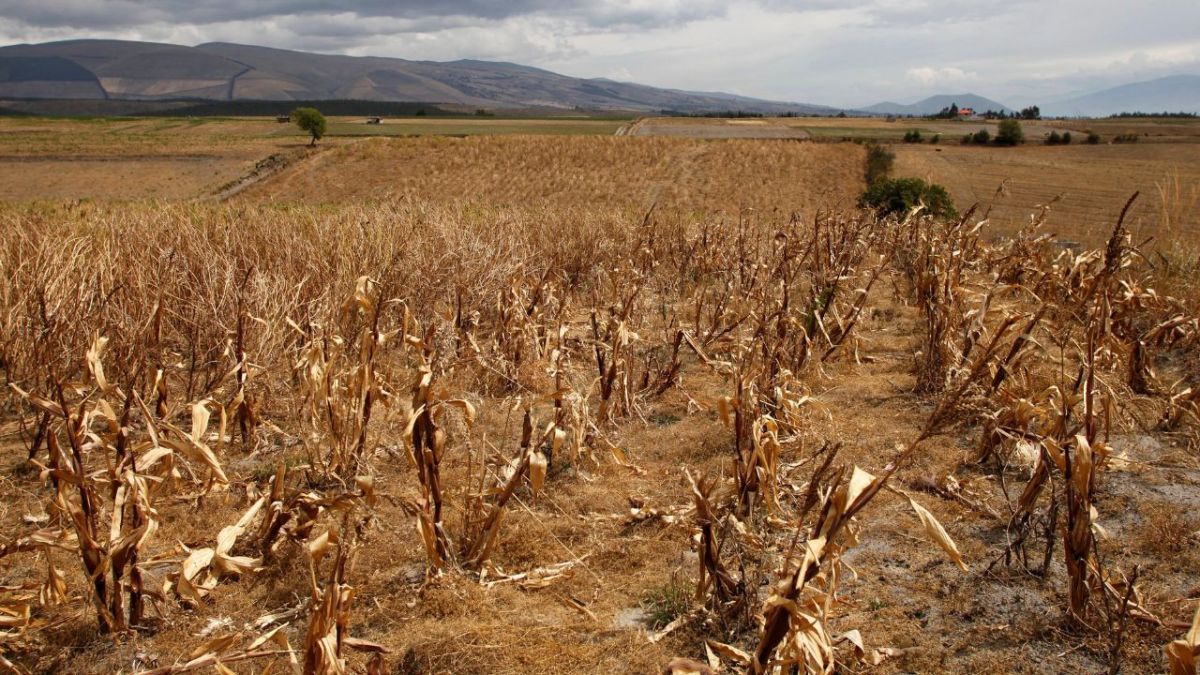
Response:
[[0, 163, 1197, 674]]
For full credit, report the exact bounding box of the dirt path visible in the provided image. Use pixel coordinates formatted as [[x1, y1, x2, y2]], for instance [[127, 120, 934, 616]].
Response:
[[201, 145, 322, 202]]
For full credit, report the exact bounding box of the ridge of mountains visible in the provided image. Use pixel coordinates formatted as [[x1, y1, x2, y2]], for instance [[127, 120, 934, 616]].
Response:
[[861, 93, 1014, 116], [0, 39, 839, 114], [1, 39, 1196, 118]]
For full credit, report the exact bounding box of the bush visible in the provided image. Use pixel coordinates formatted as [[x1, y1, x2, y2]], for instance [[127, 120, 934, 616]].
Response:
[[972, 129, 991, 145], [1046, 131, 1062, 145], [1062, 131, 1072, 144], [995, 119, 1024, 146], [903, 129, 922, 143], [1086, 132, 1101, 144], [864, 143, 895, 186], [859, 177, 958, 220], [930, 133, 940, 144]]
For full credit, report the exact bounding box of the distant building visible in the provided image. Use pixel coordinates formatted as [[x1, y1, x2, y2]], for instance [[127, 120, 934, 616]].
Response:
[[959, 107, 975, 117], [366, 117, 382, 124], [275, 115, 290, 123]]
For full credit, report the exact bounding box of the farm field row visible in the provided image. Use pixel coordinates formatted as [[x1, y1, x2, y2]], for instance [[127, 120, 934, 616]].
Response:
[[893, 142, 1200, 246]]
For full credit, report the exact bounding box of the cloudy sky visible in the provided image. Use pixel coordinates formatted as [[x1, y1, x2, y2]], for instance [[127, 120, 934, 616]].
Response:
[[1, 0, 1197, 108]]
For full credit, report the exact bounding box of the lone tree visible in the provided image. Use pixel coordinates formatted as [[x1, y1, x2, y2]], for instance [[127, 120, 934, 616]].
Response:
[[290, 107, 327, 146]]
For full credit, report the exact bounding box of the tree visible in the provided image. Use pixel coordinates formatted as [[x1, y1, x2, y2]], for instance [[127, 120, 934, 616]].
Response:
[[1019, 105, 1041, 120], [859, 177, 958, 220], [290, 107, 327, 146], [972, 129, 991, 145], [995, 119, 1023, 146], [1046, 130, 1062, 145]]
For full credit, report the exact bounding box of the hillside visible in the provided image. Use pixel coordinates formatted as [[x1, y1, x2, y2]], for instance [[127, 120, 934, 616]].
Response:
[[0, 39, 837, 114], [863, 93, 1013, 116], [1043, 74, 1200, 117]]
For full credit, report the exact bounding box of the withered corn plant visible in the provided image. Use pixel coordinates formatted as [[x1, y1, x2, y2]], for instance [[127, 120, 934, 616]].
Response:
[[994, 197, 1160, 629]]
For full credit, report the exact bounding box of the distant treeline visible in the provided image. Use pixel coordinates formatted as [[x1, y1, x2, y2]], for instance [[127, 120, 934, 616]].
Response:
[[144, 100, 454, 117], [660, 109, 843, 118], [1108, 111, 1197, 119]]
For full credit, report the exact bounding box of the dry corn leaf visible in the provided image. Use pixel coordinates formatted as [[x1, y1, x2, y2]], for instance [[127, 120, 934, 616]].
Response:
[[8, 384, 65, 418], [188, 632, 240, 660], [907, 497, 968, 572], [39, 557, 68, 606], [343, 637, 390, 653], [529, 450, 548, 498], [1166, 604, 1200, 675], [705, 639, 750, 664]]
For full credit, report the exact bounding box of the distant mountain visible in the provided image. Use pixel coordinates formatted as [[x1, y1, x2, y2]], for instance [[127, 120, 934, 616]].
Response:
[[0, 39, 839, 114], [1042, 75, 1200, 117], [862, 93, 1014, 116]]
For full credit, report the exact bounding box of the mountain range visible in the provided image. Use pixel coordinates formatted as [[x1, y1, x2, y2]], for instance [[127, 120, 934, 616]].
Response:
[[1040, 75, 1200, 117], [0, 39, 840, 115], [865, 76, 1200, 118], [861, 94, 1014, 116], [1, 39, 1196, 118]]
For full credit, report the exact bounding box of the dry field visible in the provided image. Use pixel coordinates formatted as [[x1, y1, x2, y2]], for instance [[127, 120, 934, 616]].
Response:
[[633, 116, 1072, 142], [894, 142, 1200, 247], [0, 117, 302, 200], [626, 118, 811, 139], [0, 117, 1199, 675], [0, 116, 623, 201], [237, 135, 864, 217]]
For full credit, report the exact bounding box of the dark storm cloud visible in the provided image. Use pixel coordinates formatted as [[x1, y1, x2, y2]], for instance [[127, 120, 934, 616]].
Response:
[[1, 0, 729, 31]]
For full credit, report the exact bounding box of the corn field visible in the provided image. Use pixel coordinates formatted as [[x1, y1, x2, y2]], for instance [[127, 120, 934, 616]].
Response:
[[0, 192, 1197, 674]]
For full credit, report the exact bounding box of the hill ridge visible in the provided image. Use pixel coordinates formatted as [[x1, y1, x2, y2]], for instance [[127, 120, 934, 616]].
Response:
[[0, 38, 837, 114]]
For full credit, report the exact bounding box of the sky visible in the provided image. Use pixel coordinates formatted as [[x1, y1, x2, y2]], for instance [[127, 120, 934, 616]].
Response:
[[1, 0, 1197, 108]]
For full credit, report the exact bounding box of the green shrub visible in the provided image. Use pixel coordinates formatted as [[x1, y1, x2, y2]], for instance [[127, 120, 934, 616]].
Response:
[[930, 133, 941, 144], [1086, 131, 1101, 144], [864, 143, 895, 186], [972, 129, 990, 145], [1062, 131, 1072, 144], [903, 129, 922, 143], [859, 177, 958, 219], [995, 119, 1024, 146], [1046, 131, 1062, 145]]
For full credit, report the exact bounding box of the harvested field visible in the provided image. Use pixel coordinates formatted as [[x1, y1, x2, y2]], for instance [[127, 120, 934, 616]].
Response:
[[237, 135, 863, 217], [628, 118, 810, 139], [894, 142, 1200, 246], [0, 116, 625, 202]]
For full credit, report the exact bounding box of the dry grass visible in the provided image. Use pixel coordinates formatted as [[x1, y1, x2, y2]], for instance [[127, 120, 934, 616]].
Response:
[[237, 134, 864, 217], [0, 126, 1198, 675], [894, 141, 1200, 248]]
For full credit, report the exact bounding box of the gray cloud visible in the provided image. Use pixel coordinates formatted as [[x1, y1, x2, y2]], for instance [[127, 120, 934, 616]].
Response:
[[0, 0, 730, 31], [0, 0, 1196, 108]]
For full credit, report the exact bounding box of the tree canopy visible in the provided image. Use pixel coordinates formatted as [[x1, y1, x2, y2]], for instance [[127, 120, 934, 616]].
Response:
[[290, 107, 327, 146]]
